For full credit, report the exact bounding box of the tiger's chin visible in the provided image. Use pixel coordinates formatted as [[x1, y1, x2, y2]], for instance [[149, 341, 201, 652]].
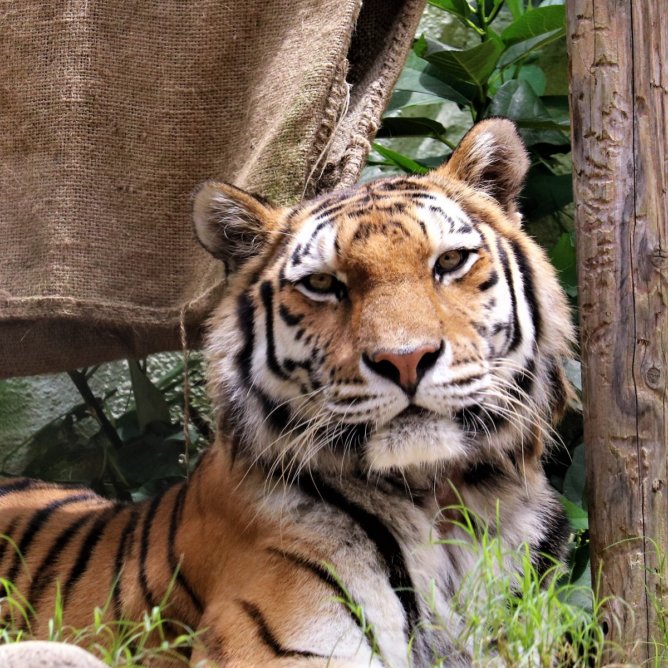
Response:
[[363, 410, 470, 472]]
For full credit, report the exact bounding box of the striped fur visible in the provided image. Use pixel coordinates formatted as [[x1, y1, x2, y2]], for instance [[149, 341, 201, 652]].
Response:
[[0, 120, 574, 666]]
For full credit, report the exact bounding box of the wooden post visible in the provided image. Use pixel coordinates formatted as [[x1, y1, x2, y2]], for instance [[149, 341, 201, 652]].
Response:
[[567, 2, 667, 662]]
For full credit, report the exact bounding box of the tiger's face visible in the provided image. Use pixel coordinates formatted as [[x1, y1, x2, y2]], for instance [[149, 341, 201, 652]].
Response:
[[194, 119, 573, 478]]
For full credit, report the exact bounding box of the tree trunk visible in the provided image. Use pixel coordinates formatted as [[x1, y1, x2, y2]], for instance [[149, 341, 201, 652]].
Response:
[[567, 2, 668, 663]]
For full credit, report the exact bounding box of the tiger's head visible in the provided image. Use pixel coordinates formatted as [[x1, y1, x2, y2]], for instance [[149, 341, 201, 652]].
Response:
[[194, 119, 573, 480]]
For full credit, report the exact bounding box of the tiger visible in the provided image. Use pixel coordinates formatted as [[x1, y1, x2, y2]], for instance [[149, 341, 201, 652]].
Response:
[[0, 118, 574, 667]]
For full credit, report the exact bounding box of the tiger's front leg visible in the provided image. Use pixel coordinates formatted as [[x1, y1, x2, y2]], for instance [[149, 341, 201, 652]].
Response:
[[191, 600, 384, 668]]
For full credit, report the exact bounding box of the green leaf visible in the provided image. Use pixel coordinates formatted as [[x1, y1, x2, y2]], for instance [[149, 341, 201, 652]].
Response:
[[428, 0, 473, 18], [560, 495, 588, 532], [522, 164, 573, 221], [506, 0, 525, 20], [415, 36, 503, 89], [541, 95, 570, 124], [377, 117, 450, 143], [128, 360, 172, 432], [370, 144, 429, 175], [488, 79, 569, 146], [548, 232, 578, 297], [19, 416, 107, 485], [564, 359, 582, 394], [116, 429, 185, 485], [498, 28, 565, 69], [563, 443, 586, 506], [386, 91, 437, 112], [116, 410, 141, 443], [501, 5, 565, 46], [391, 53, 472, 108], [417, 154, 451, 169], [517, 64, 546, 96]]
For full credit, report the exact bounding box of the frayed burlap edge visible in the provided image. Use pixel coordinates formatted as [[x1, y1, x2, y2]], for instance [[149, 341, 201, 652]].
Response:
[[312, 0, 427, 195]]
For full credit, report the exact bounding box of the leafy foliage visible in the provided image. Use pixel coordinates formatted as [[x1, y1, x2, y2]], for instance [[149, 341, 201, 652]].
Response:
[[0, 356, 210, 502]]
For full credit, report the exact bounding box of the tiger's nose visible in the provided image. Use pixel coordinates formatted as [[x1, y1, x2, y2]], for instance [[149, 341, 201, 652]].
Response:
[[363, 343, 443, 396]]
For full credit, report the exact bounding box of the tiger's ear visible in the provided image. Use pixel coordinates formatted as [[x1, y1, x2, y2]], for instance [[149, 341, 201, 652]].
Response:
[[437, 118, 530, 216], [193, 181, 279, 272]]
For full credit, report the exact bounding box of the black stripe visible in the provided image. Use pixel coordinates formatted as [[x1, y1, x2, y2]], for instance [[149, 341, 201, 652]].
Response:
[[449, 373, 484, 387], [497, 238, 522, 352], [267, 547, 380, 653], [306, 188, 361, 219], [282, 357, 311, 374], [223, 404, 246, 464], [352, 222, 373, 243], [254, 388, 292, 433], [374, 179, 428, 193], [290, 243, 304, 266], [363, 201, 408, 215], [278, 304, 303, 327], [479, 270, 499, 291], [63, 504, 124, 604], [307, 197, 349, 220], [0, 518, 19, 564], [509, 238, 543, 343], [454, 404, 507, 433], [235, 292, 255, 386], [238, 599, 324, 658], [296, 475, 419, 639], [330, 394, 380, 405], [547, 359, 568, 415], [4, 492, 98, 590], [112, 507, 140, 615], [167, 484, 203, 615], [462, 461, 505, 487], [405, 192, 437, 201], [266, 547, 341, 591], [260, 281, 289, 381], [28, 512, 94, 612], [340, 208, 370, 220], [138, 490, 168, 610], [508, 358, 536, 400], [302, 218, 334, 256], [532, 506, 570, 576], [0, 478, 39, 497]]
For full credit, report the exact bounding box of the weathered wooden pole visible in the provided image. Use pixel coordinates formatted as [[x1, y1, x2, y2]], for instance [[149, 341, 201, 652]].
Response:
[[567, 2, 667, 662]]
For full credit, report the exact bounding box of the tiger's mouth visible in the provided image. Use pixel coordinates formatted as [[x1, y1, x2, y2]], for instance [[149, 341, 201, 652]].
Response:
[[394, 405, 434, 420]]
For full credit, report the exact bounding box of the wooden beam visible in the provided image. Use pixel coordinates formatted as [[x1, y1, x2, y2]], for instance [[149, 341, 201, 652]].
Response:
[[567, 2, 667, 662]]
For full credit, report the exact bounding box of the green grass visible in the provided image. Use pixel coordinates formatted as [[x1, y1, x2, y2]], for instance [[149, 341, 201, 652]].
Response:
[[0, 576, 201, 667], [443, 524, 604, 665], [428, 503, 605, 666]]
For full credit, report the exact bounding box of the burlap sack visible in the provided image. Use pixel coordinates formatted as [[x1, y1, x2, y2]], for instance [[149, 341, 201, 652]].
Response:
[[0, 0, 425, 378]]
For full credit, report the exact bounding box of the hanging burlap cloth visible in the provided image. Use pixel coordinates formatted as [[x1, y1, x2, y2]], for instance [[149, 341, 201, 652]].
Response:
[[0, 0, 425, 378]]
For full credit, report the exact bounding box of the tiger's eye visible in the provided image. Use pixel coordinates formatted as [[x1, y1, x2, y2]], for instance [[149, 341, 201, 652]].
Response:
[[436, 249, 468, 273], [304, 273, 335, 292]]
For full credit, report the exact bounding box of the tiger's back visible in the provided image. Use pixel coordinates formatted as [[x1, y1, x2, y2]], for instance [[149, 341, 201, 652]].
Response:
[[0, 119, 574, 667]]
